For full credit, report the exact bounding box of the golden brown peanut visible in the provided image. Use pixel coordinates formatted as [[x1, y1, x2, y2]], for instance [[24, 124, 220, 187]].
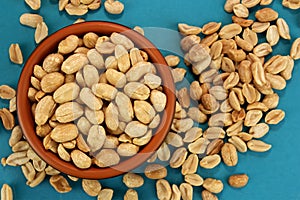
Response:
[[87, 125, 106, 152], [233, 4, 249, 18], [20, 13, 43, 28], [262, 93, 279, 109], [219, 23, 242, 39], [178, 23, 202, 35], [228, 174, 249, 188], [290, 38, 300, 60], [243, 28, 258, 46], [65, 4, 88, 16], [171, 184, 181, 200], [282, 0, 300, 9], [180, 35, 201, 52], [184, 174, 204, 186], [224, 0, 240, 12], [181, 154, 199, 175], [228, 136, 247, 153], [1, 184, 13, 200], [35, 22, 48, 44], [202, 190, 218, 200], [179, 183, 193, 200], [200, 154, 221, 169], [123, 173, 144, 188], [6, 151, 30, 166], [9, 43, 23, 64], [156, 179, 172, 200], [203, 178, 224, 194], [265, 109, 285, 124], [82, 179, 101, 197], [98, 188, 114, 200], [247, 140, 272, 152], [241, 0, 260, 7], [104, 0, 124, 14], [144, 164, 167, 179], [117, 143, 139, 157], [70, 150, 92, 169], [252, 22, 270, 33], [169, 147, 188, 168], [95, 149, 120, 167], [124, 189, 138, 200], [255, 8, 278, 22], [266, 25, 280, 46], [221, 143, 238, 166], [50, 175, 72, 193]]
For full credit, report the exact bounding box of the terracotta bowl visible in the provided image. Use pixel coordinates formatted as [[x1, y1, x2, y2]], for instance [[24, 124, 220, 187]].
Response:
[[17, 21, 175, 179]]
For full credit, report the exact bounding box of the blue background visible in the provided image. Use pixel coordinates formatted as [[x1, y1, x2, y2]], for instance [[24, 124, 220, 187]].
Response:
[[1, 0, 300, 199]]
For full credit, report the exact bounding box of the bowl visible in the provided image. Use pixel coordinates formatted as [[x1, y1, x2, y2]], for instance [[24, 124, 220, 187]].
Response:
[[17, 21, 176, 179]]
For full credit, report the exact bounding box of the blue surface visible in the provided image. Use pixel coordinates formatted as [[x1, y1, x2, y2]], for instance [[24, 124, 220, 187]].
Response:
[[0, 0, 300, 199]]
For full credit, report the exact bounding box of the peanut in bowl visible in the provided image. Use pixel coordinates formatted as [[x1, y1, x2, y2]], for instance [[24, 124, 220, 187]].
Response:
[[17, 21, 176, 179]]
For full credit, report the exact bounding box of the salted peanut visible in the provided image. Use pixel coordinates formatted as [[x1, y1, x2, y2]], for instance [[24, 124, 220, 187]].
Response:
[[86, 49, 105, 69], [227, 120, 243, 136], [117, 143, 139, 157], [104, 0, 124, 14], [266, 73, 286, 90], [255, 8, 278, 22], [178, 23, 202, 35], [98, 188, 114, 200], [124, 120, 147, 138], [124, 189, 138, 200], [59, 0, 68, 10], [71, 150, 91, 169], [144, 73, 161, 90], [253, 43, 272, 57], [33, 65, 46, 80], [55, 102, 83, 123], [9, 43, 23, 64], [0, 85, 16, 100], [179, 183, 193, 200], [73, 18, 85, 24], [200, 94, 219, 114], [221, 39, 237, 55], [232, 16, 254, 28], [43, 134, 58, 153], [165, 132, 183, 148], [114, 93, 133, 123], [202, 190, 218, 200], [6, 151, 30, 166], [242, 83, 256, 104], [221, 143, 238, 166], [221, 57, 234, 73], [244, 110, 263, 127], [203, 178, 223, 194], [31, 76, 41, 90], [201, 33, 219, 47], [26, 148, 40, 161], [26, 171, 46, 188], [290, 38, 300, 60], [82, 32, 98, 48], [247, 139, 272, 152], [50, 123, 78, 143], [188, 81, 202, 101], [243, 28, 258, 46], [183, 174, 203, 187], [49, 175, 72, 193], [224, 0, 240, 12], [8, 126, 23, 147], [82, 179, 101, 197], [235, 36, 253, 52], [200, 154, 221, 169], [12, 141, 29, 152], [21, 162, 36, 182], [265, 109, 285, 125], [1, 184, 13, 200], [96, 41, 116, 55], [145, 164, 167, 179], [126, 62, 153, 82], [241, 0, 260, 7], [223, 72, 239, 90], [110, 32, 133, 51], [209, 41, 222, 60], [62, 53, 89, 74], [181, 154, 198, 175], [157, 142, 171, 162], [206, 139, 224, 155], [251, 62, 266, 86], [219, 23, 242, 39], [237, 132, 253, 142], [249, 123, 269, 139], [123, 82, 150, 101], [65, 3, 88, 15], [62, 140, 76, 149], [228, 90, 241, 111], [173, 118, 194, 133], [281, 56, 294, 80], [122, 173, 144, 188], [70, 0, 80, 6], [76, 134, 90, 152], [220, 99, 233, 113], [58, 35, 79, 54], [169, 147, 188, 169], [247, 102, 269, 112], [92, 83, 118, 101], [127, 49, 143, 68], [95, 149, 120, 167], [171, 68, 187, 83], [25, 0, 41, 10], [34, 96, 55, 126], [251, 22, 270, 33], [265, 56, 288, 75], [266, 25, 280, 46], [233, 4, 249, 18], [156, 179, 172, 200], [19, 13, 43, 28], [180, 35, 201, 52], [149, 90, 166, 112], [228, 174, 249, 188], [42, 53, 64, 73], [228, 136, 247, 153], [177, 87, 190, 109], [105, 102, 120, 131], [171, 184, 181, 200], [228, 49, 247, 62], [57, 144, 71, 161], [85, 107, 104, 125], [275, 18, 291, 41], [53, 83, 80, 104], [35, 22, 48, 44], [45, 166, 60, 176], [202, 22, 222, 35], [87, 125, 106, 152], [282, 0, 300, 9], [165, 55, 180, 67], [40, 72, 64, 93], [208, 113, 233, 127], [204, 127, 225, 140]]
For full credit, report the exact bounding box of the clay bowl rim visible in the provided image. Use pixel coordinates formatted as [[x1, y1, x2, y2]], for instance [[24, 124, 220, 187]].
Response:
[[17, 21, 176, 179]]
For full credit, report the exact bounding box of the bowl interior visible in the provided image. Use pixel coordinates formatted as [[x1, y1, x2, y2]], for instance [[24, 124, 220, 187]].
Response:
[[17, 21, 175, 179]]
